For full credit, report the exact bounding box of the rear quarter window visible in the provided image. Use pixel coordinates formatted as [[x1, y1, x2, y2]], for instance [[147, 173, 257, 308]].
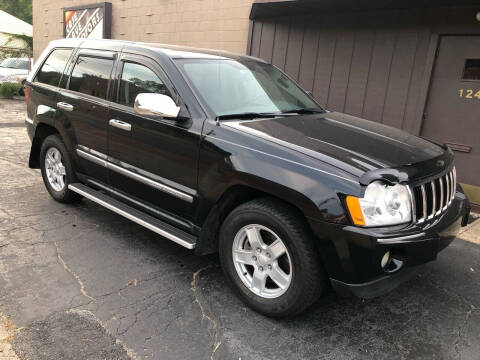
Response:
[[68, 56, 114, 99], [35, 49, 73, 87]]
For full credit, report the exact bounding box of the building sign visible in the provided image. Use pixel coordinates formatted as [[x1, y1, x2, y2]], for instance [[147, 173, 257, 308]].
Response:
[[63, 2, 112, 39]]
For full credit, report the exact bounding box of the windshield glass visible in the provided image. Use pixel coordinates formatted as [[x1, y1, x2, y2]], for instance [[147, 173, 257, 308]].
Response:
[[0, 58, 29, 70], [175, 59, 322, 117]]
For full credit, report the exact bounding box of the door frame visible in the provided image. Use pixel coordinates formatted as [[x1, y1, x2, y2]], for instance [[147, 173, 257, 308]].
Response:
[[417, 33, 480, 136], [418, 34, 480, 205]]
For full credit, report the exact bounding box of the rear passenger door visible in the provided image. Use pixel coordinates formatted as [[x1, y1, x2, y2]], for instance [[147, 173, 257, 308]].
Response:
[[57, 50, 116, 184], [108, 54, 198, 220], [28, 48, 73, 129]]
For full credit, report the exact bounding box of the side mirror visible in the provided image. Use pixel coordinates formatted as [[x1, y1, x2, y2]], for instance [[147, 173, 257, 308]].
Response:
[[134, 93, 180, 119]]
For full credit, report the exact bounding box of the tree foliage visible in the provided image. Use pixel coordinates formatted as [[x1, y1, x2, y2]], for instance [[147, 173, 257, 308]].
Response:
[[0, 0, 32, 24], [0, 82, 23, 99], [0, 1, 32, 60]]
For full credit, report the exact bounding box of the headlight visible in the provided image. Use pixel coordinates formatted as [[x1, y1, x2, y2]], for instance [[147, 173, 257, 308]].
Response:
[[346, 181, 412, 227]]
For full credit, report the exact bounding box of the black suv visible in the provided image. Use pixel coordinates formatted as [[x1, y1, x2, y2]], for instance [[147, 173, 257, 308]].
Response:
[[25, 39, 470, 317]]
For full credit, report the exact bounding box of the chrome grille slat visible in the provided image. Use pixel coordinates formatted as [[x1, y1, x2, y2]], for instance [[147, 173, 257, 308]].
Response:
[[445, 173, 450, 208], [453, 168, 457, 200], [437, 176, 444, 215], [429, 180, 436, 219], [408, 186, 416, 223], [449, 171, 455, 202], [420, 184, 427, 221], [411, 167, 455, 224]]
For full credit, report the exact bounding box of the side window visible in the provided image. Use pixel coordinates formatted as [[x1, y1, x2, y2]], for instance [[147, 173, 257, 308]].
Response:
[[35, 49, 73, 87], [119, 62, 171, 107], [68, 56, 114, 99]]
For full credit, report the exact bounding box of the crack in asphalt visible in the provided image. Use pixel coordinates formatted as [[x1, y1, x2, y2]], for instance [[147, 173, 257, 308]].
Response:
[[115, 290, 176, 338], [191, 266, 222, 360], [69, 309, 139, 360], [424, 276, 478, 309], [53, 241, 96, 303], [454, 306, 479, 360]]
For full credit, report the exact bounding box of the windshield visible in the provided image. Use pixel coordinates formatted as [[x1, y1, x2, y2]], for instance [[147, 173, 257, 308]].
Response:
[[0, 58, 29, 70], [175, 59, 323, 117]]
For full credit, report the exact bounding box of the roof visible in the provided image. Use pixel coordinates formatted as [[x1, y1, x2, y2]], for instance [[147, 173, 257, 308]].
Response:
[[250, 0, 480, 19], [49, 38, 261, 62], [138, 42, 254, 61], [0, 10, 32, 37]]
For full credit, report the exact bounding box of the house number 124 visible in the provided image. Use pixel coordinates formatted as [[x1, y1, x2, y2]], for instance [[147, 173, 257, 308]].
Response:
[[458, 89, 480, 99]]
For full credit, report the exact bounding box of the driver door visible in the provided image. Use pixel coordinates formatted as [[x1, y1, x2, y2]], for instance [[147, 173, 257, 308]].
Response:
[[107, 54, 198, 220]]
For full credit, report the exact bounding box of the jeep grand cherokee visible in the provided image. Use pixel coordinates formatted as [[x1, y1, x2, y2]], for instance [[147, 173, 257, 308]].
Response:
[[24, 39, 470, 317]]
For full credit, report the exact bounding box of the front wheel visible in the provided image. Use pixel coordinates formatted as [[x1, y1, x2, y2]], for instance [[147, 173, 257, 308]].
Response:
[[219, 198, 326, 317]]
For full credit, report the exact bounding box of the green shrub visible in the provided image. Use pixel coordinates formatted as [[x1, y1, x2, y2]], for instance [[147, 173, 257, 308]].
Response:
[[0, 82, 23, 99]]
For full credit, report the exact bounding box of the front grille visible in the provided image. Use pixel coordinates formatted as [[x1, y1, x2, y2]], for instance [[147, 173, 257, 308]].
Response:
[[410, 167, 456, 223]]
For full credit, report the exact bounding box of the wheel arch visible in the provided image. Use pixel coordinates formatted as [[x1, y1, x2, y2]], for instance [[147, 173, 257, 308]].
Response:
[[29, 123, 60, 168], [195, 183, 321, 256]]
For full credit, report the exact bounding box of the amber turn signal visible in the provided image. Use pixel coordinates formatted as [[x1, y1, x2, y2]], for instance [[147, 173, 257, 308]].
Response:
[[346, 196, 366, 226]]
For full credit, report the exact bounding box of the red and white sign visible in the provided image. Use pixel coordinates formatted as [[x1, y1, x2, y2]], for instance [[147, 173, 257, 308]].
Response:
[[63, 3, 111, 39]]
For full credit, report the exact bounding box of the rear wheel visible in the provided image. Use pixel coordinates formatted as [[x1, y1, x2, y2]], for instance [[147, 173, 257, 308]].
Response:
[[219, 198, 326, 317], [19, 80, 25, 96], [40, 135, 82, 203]]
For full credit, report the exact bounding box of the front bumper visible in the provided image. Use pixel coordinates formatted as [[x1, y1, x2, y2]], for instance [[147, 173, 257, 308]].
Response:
[[310, 188, 470, 298]]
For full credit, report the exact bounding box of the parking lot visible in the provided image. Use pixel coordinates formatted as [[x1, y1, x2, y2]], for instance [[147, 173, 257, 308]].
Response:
[[0, 98, 479, 360]]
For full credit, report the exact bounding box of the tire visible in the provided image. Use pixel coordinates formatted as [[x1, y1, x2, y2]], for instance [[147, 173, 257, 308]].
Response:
[[219, 198, 326, 317], [19, 80, 25, 96], [40, 134, 82, 203]]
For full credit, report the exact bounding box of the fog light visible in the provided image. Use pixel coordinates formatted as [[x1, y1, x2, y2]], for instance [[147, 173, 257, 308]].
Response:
[[381, 251, 390, 268]]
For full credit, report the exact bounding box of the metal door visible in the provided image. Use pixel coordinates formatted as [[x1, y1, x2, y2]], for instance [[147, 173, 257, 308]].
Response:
[[58, 51, 116, 184], [422, 36, 480, 191], [107, 54, 199, 221]]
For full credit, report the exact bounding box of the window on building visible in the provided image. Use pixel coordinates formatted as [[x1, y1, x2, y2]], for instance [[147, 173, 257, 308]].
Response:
[[35, 49, 72, 87], [68, 56, 114, 99], [119, 62, 171, 107], [463, 59, 480, 80]]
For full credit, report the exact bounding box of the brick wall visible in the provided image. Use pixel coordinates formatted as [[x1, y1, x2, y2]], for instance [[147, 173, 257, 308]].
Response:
[[33, 0, 255, 59]]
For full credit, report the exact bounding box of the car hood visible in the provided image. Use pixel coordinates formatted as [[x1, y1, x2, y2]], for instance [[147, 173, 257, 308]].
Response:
[[223, 111, 446, 180], [0, 68, 28, 78]]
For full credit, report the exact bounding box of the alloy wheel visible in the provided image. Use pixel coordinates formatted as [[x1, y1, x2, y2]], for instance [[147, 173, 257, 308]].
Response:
[[232, 224, 292, 298], [45, 147, 66, 192]]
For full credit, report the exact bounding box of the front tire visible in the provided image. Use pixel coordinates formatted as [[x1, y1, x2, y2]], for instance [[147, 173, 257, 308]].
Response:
[[219, 198, 326, 317], [40, 135, 82, 203]]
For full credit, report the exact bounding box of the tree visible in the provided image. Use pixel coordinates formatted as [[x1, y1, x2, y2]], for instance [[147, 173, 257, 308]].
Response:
[[0, 0, 32, 60], [0, 0, 32, 24]]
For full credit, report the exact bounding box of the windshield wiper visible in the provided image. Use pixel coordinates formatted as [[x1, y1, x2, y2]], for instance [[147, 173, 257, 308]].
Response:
[[216, 108, 324, 121], [281, 108, 324, 115], [216, 112, 280, 121]]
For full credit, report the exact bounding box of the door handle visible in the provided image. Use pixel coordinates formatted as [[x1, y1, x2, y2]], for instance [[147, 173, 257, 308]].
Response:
[[57, 102, 74, 112], [109, 119, 132, 131]]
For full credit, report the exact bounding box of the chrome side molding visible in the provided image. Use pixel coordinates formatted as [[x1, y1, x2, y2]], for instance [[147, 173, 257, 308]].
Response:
[[76, 147, 194, 203], [377, 232, 426, 244]]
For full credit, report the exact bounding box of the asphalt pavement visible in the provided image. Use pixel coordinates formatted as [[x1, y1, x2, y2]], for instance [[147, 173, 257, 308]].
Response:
[[0, 98, 479, 360]]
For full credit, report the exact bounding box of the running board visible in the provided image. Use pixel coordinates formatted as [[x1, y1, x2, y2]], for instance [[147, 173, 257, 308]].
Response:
[[68, 183, 197, 249]]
